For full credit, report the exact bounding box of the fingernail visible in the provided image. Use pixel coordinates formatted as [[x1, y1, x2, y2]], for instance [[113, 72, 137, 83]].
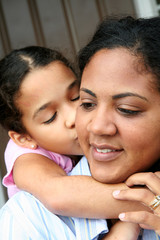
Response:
[[119, 213, 125, 219], [112, 190, 120, 197]]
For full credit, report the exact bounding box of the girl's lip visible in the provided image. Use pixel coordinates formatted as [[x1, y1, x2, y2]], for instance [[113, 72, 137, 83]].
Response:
[[74, 136, 79, 141], [91, 144, 123, 162]]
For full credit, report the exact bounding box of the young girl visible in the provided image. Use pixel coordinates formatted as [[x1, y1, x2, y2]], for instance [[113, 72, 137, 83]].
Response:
[[0, 46, 145, 239]]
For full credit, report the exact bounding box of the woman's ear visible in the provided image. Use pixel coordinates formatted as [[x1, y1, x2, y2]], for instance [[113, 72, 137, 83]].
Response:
[[8, 131, 38, 149]]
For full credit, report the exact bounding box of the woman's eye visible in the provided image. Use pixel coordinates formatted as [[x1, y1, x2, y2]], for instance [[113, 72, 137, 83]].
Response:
[[43, 112, 57, 124], [118, 108, 140, 115], [80, 102, 95, 110], [71, 95, 80, 102]]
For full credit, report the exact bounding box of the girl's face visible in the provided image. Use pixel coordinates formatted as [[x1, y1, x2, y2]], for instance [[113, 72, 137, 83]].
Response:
[[76, 48, 160, 183], [17, 61, 82, 156]]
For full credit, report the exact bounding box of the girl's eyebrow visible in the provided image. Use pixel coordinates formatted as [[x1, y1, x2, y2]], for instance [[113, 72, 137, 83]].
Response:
[[112, 92, 148, 101], [33, 80, 79, 120], [68, 79, 79, 90], [33, 102, 51, 120]]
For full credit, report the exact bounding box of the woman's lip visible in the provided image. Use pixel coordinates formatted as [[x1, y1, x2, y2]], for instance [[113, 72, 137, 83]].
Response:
[[91, 143, 121, 151], [91, 145, 123, 162]]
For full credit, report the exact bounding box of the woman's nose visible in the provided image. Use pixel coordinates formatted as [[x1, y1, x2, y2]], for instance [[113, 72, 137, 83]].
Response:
[[87, 110, 117, 136]]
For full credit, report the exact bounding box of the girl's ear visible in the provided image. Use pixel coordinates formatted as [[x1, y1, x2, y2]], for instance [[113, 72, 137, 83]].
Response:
[[8, 131, 38, 150]]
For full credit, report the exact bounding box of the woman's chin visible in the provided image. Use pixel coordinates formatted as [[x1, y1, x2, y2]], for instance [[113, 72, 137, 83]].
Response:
[[91, 168, 127, 184]]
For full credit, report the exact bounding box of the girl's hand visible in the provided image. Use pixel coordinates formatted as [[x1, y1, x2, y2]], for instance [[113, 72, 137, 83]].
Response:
[[101, 221, 140, 240], [112, 172, 160, 236]]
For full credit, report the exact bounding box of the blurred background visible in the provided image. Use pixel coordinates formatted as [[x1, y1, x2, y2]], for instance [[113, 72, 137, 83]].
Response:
[[0, 0, 159, 207]]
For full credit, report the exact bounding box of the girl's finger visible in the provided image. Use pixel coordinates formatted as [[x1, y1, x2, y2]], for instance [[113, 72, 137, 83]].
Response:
[[113, 188, 155, 207], [113, 188, 160, 214], [125, 172, 160, 195], [118, 211, 160, 235]]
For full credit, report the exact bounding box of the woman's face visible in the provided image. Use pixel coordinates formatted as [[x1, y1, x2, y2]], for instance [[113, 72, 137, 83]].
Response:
[[76, 48, 160, 183]]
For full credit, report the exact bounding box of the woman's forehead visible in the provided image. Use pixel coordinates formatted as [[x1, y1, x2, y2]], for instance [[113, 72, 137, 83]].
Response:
[[80, 48, 159, 99]]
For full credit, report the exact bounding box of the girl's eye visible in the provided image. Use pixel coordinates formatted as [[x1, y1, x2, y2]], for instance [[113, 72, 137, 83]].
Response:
[[71, 95, 80, 102], [43, 112, 57, 124], [118, 108, 140, 116], [80, 102, 95, 110]]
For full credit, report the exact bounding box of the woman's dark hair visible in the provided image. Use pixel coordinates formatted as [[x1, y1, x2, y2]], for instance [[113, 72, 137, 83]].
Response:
[[78, 16, 160, 92], [0, 46, 76, 133]]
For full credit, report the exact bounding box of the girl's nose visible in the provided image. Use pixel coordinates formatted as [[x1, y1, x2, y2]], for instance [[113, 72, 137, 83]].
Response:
[[65, 105, 76, 129]]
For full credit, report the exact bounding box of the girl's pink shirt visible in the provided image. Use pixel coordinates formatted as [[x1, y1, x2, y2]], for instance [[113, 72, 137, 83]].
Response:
[[3, 139, 73, 198]]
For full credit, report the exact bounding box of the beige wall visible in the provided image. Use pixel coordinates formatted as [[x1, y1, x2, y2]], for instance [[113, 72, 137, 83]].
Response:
[[105, 0, 135, 16], [0, 0, 136, 59]]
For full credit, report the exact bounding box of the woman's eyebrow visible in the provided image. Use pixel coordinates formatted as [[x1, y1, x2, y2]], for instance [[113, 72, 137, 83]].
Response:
[[112, 92, 148, 101], [80, 88, 96, 98]]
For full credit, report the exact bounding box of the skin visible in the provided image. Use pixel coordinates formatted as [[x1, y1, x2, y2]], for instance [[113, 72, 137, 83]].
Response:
[[76, 48, 160, 184]]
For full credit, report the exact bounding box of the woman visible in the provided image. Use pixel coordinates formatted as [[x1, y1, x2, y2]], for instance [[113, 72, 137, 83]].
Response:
[[0, 16, 160, 239], [76, 16, 160, 237]]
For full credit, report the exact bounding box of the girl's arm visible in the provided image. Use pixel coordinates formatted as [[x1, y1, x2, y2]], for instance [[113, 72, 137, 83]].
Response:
[[13, 153, 150, 219]]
